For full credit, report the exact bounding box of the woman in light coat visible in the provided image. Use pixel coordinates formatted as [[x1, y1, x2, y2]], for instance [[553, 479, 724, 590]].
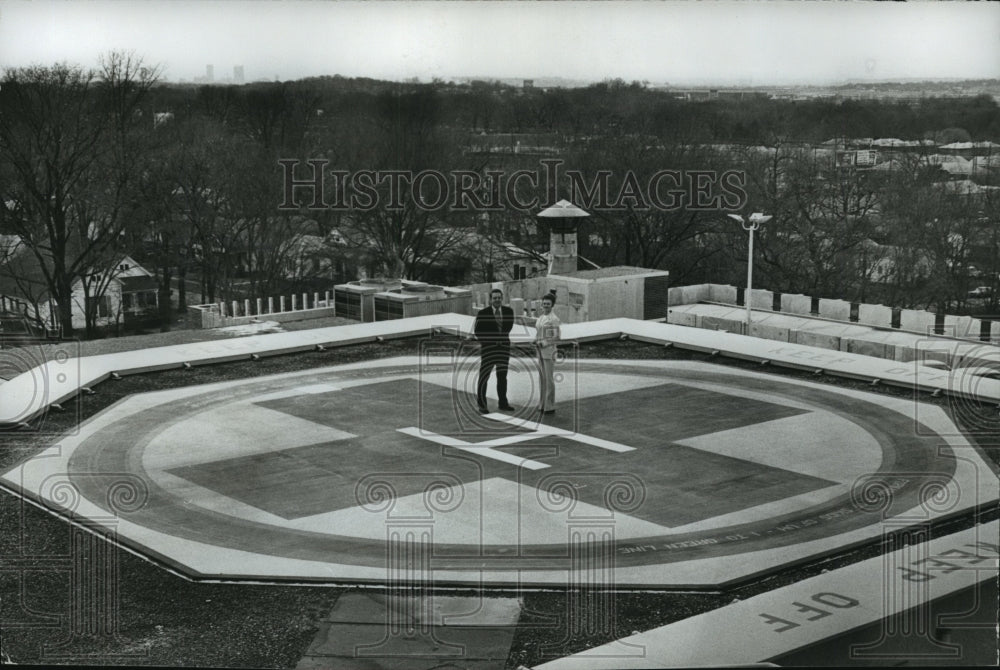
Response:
[[534, 293, 561, 414]]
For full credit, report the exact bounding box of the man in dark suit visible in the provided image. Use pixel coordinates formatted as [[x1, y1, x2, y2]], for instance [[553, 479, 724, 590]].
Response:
[[473, 288, 516, 414]]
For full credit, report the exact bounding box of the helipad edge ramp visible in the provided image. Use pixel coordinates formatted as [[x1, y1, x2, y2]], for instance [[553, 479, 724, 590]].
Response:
[[534, 520, 999, 669]]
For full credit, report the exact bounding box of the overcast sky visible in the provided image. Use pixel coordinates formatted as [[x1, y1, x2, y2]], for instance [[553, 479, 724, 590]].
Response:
[[1, 1, 998, 86]]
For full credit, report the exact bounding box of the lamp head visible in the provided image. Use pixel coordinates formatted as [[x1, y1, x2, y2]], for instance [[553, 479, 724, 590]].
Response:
[[749, 213, 773, 224], [726, 214, 745, 223]]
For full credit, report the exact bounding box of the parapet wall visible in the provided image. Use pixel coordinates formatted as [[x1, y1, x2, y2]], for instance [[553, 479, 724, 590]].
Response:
[[668, 283, 999, 344], [188, 291, 335, 329]]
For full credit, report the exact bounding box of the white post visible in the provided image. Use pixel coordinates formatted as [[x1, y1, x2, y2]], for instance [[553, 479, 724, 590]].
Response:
[[291, 294, 297, 311], [268, 297, 274, 314], [728, 213, 770, 335], [746, 226, 754, 331], [302, 292, 308, 310], [244, 299, 251, 316], [256, 298, 262, 315], [280, 295, 286, 312], [232, 300, 239, 317]]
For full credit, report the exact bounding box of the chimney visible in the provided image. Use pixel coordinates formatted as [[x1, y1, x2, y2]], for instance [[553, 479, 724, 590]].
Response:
[[537, 199, 589, 276], [548, 221, 579, 275]]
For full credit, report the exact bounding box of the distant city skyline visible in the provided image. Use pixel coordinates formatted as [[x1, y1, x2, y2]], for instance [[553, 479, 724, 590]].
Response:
[[1, 1, 998, 86]]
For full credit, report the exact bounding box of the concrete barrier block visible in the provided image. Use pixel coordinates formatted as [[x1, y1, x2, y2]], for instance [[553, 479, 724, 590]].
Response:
[[697, 315, 718, 329], [681, 284, 711, 304], [959, 316, 979, 339], [818, 298, 851, 321], [857, 304, 892, 328], [791, 329, 841, 352], [266, 306, 339, 324], [781, 293, 812, 315], [749, 289, 774, 312], [918, 347, 954, 367], [667, 309, 699, 327], [668, 286, 686, 306], [709, 284, 738, 304], [749, 322, 789, 342], [698, 315, 742, 333], [900, 309, 936, 334], [944, 315, 975, 339], [968, 318, 984, 341], [844, 337, 888, 359]]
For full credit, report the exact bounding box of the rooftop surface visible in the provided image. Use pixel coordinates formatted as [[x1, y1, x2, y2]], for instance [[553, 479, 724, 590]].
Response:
[[0, 315, 996, 667]]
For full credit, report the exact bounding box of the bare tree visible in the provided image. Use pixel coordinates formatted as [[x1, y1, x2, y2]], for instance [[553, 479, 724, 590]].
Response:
[[730, 144, 881, 299], [561, 137, 731, 282], [335, 88, 472, 280], [0, 53, 159, 336]]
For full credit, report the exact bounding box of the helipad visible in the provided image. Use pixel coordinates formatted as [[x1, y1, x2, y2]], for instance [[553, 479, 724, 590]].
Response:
[[3, 354, 996, 587]]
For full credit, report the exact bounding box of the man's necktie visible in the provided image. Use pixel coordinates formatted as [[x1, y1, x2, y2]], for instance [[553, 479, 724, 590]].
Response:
[[495, 308, 501, 327]]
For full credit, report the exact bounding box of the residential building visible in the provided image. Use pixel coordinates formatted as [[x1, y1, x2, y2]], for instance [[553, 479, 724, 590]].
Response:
[[0, 237, 159, 332], [417, 228, 546, 286], [54, 256, 160, 331]]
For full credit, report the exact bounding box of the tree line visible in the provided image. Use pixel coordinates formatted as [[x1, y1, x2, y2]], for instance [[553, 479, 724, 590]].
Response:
[[1, 55, 998, 337]]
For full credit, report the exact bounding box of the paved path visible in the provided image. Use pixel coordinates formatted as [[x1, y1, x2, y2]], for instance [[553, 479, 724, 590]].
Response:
[[534, 520, 999, 669], [2, 314, 998, 427], [296, 593, 521, 670]]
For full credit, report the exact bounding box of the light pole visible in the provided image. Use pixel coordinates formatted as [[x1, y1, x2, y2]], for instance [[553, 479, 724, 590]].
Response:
[[727, 212, 772, 333]]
